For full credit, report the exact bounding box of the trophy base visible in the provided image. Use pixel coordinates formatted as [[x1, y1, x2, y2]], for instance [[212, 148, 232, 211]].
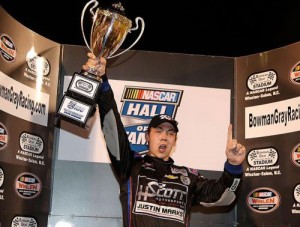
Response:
[[56, 71, 102, 130], [56, 95, 97, 129]]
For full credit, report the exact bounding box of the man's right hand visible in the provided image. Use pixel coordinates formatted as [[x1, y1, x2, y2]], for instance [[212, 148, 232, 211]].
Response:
[[82, 52, 107, 77]]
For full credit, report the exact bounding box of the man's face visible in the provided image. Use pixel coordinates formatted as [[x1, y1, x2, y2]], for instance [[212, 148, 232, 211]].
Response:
[[146, 122, 177, 161]]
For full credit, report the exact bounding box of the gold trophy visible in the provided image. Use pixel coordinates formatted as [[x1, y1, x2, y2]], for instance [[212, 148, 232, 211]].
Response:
[[57, 0, 145, 129]]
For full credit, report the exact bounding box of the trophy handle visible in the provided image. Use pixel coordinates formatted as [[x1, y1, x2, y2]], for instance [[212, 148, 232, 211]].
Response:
[[81, 0, 99, 53], [108, 17, 145, 59]]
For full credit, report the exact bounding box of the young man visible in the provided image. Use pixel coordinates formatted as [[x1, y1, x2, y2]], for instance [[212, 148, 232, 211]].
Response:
[[82, 53, 246, 227]]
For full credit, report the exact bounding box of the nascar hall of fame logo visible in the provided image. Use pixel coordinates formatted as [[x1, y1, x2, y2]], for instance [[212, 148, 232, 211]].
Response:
[[290, 61, 300, 85], [0, 122, 9, 151], [120, 86, 183, 154], [11, 216, 38, 227], [290, 143, 300, 168], [247, 187, 280, 213], [0, 33, 17, 62], [14, 172, 42, 199]]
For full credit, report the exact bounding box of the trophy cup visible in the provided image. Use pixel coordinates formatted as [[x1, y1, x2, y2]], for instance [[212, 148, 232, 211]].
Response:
[[57, 0, 145, 129]]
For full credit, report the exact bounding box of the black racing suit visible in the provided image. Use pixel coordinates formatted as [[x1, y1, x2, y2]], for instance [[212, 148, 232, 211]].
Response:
[[97, 77, 243, 227]]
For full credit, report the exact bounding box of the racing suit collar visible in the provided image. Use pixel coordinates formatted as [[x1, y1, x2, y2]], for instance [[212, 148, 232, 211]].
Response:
[[144, 155, 174, 166]]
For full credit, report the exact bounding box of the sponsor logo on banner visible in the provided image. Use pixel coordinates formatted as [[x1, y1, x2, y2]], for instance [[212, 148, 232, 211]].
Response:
[[245, 70, 280, 101], [0, 168, 4, 200], [292, 184, 300, 214], [0, 72, 49, 126], [11, 216, 38, 227], [0, 168, 4, 187], [19, 132, 44, 154], [247, 70, 277, 90], [0, 122, 9, 150], [247, 187, 280, 213], [290, 143, 300, 167], [24, 50, 51, 87], [0, 33, 16, 62], [294, 184, 300, 203], [247, 147, 278, 167], [14, 172, 42, 199], [245, 147, 281, 177], [120, 86, 183, 154], [290, 61, 300, 84], [245, 97, 300, 138], [133, 175, 188, 223], [17, 132, 45, 166]]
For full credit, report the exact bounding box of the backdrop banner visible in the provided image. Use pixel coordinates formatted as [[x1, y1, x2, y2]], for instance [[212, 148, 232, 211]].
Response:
[[0, 6, 60, 227], [236, 43, 300, 226]]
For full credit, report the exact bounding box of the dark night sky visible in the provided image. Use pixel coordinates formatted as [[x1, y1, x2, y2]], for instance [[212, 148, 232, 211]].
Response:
[[1, 0, 300, 57]]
